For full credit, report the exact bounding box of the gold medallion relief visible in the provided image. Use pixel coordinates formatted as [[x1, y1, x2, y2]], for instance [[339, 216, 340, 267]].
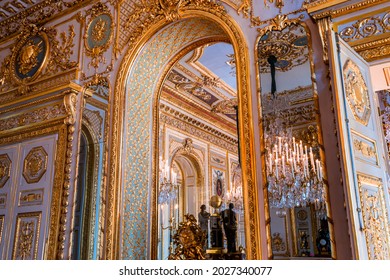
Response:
[[343, 59, 371, 126], [23, 147, 48, 184]]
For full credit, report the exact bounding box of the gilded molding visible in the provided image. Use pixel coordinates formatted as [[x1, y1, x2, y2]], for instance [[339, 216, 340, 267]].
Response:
[[118, 0, 226, 52], [339, 11, 390, 43], [63, 92, 77, 125], [0, 103, 66, 134], [0, 0, 92, 41], [357, 174, 390, 259], [311, 0, 389, 20], [358, 43, 390, 62], [23, 146, 48, 184], [0, 154, 12, 188], [12, 212, 42, 260], [83, 109, 104, 139], [317, 17, 332, 63], [0, 24, 78, 96], [111, 9, 261, 260], [257, 14, 305, 38], [342, 59, 371, 126]]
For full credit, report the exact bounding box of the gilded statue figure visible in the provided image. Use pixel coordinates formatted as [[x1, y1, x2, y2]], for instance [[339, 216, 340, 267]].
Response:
[[169, 214, 206, 260]]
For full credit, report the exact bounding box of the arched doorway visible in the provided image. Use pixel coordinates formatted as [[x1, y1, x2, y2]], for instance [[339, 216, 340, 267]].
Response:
[[109, 9, 263, 260]]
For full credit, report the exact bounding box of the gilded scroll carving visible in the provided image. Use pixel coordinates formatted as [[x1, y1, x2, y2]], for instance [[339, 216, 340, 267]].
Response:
[[339, 12, 389, 42], [0, 103, 67, 133], [119, 0, 226, 52], [0, 154, 11, 188], [0, 0, 85, 40], [63, 92, 77, 125], [352, 133, 378, 165], [12, 212, 41, 260], [19, 189, 44, 207], [83, 109, 103, 139], [358, 174, 390, 260], [23, 146, 48, 184], [343, 59, 371, 126], [257, 24, 309, 73]]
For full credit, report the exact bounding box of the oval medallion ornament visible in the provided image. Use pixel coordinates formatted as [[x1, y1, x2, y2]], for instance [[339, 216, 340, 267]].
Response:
[[85, 13, 112, 54], [343, 59, 371, 126], [11, 33, 49, 82]]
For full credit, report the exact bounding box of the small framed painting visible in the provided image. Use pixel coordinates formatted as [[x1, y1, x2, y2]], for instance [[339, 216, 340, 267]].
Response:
[[212, 168, 225, 198]]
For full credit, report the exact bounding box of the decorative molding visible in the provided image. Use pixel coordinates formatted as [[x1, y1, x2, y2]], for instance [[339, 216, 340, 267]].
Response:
[[352, 133, 378, 166], [357, 42, 390, 62], [339, 11, 390, 43], [118, 0, 226, 53], [23, 146, 48, 184], [257, 14, 304, 38], [0, 154, 12, 188], [12, 212, 41, 260], [310, 0, 389, 20], [257, 23, 309, 73], [19, 189, 44, 207], [0, 0, 90, 41], [0, 103, 66, 133], [63, 91, 77, 125], [160, 103, 238, 153], [342, 59, 371, 126], [0, 23, 77, 95], [357, 174, 390, 260], [83, 109, 103, 139]]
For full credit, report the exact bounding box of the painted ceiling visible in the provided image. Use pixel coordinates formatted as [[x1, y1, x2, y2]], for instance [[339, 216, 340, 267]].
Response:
[[161, 42, 238, 136]]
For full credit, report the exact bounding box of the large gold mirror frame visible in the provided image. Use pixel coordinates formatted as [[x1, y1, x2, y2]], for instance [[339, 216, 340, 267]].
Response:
[[255, 14, 336, 259], [110, 8, 263, 260]]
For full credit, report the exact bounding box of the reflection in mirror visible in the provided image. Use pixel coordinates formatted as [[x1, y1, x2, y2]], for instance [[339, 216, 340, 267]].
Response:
[[157, 42, 246, 260], [258, 23, 331, 258]]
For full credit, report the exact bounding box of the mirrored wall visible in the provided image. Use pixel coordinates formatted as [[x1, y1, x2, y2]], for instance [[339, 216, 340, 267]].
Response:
[[157, 42, 246, 260], [257, 22, 331, 259]]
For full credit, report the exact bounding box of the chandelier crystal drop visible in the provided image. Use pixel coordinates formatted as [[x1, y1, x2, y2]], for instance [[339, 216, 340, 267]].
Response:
[[158, 157, 179, 205]]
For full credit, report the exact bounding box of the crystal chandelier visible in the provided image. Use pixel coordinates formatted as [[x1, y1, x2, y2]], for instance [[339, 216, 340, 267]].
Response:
[[158, 157, 179, 205], [265, 129, 325, 211], [264, 55, 326, 216]]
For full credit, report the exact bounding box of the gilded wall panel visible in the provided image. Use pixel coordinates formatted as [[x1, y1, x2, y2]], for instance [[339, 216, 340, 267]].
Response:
[[358, 174, 390, 260], [351, 132, 378, 166], [12, 212, 42, 260]]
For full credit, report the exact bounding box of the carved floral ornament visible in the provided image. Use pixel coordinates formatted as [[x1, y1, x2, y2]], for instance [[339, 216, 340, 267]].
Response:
[[343, 59, 371, 126], [84, 2, 113, 70], [0, 23, 77, 95]]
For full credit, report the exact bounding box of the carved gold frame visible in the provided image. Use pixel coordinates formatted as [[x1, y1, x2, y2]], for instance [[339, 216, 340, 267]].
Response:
[[110, 9, 262, 260], [255, 14, 336, 259]]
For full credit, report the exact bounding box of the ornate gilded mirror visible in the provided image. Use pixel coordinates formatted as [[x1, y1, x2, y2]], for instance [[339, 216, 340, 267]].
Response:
[[257, 20, 331, 259], [157, 42, 246, 260]]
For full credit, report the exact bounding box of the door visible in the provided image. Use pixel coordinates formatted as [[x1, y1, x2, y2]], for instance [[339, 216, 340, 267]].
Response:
[[329, 31, 390, 259], [0, 134, 57, 259]]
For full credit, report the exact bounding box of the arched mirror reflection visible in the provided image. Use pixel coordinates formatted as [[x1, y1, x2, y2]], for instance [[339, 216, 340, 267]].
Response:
[[157, 42, 246, 260], [258, 23, 331, 259]]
